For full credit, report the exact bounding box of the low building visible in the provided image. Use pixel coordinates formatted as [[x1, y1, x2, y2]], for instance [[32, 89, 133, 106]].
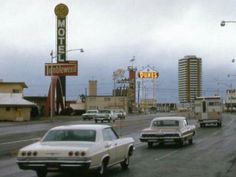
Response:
[[0, 93, 35, 121], [139, 99, 157, 112], [24, 96, 47, 116], [69, 100, 86, 115], [156, 103, 177, 112], [225, 89, 236, 111], [85, 96, 128, 113], [0, 82, 27, 93]]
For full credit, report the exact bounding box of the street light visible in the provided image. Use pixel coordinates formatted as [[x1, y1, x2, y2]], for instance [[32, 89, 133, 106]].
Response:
[[49, 48, 84, 121]]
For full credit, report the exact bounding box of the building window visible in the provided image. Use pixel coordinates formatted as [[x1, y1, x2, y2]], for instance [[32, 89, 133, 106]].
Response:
[[6, 107, 10, 111], [89, 106, 97, 110], [13, 89, 20, 93], [89, 97, 96, 101], [104, 97, 111, 101], [119, 98, 124, 101]]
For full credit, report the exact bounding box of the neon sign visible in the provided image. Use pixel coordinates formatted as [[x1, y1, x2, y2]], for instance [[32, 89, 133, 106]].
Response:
[[138, 71, 159, 79]]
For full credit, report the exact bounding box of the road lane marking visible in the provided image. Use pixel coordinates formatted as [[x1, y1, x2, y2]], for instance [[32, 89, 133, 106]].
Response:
[[197, 117, 235, 144], [155, 150, 179, 161], [133, 141, 179, 161], [0, 138, 39, 145]]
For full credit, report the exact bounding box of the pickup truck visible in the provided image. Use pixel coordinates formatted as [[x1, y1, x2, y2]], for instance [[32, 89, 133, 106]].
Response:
[[94, 109, 115, 123], [82, 110, 99, 120], [140, 116, 196, 148]]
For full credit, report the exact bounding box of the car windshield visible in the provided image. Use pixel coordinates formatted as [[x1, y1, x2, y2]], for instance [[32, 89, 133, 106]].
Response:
[[152, 120, 179, 127], [42, 129, 96, 142]]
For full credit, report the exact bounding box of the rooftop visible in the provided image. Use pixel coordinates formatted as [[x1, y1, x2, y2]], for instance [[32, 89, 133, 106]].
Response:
[[0, 93, 35, 106]]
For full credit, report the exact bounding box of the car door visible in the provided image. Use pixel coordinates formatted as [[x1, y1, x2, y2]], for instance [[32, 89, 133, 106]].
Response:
[[102, 128, 119, 165]]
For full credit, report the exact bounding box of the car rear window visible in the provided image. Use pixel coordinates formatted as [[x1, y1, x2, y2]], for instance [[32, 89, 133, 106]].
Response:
[[42, 129, 96, 142], [152, 120, 179, 127]]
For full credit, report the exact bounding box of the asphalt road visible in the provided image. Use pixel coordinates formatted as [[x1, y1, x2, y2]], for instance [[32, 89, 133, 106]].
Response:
[[0, 113, 236, 177]]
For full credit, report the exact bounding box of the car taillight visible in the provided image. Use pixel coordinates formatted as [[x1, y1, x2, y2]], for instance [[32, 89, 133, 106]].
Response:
[[27, 151, 32, 156], [33, 151, 37, 156], [81, 151, 86, 156], [21, 151, 26, 156], [68, 151, 73, 156], [74, 151, 79, 156]]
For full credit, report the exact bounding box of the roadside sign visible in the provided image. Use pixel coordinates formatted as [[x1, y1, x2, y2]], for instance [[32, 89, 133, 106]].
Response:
[[45, 60, 78, 76]]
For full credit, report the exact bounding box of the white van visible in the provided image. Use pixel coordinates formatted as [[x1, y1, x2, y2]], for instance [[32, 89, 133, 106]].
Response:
[[194, 96, 222, 127]]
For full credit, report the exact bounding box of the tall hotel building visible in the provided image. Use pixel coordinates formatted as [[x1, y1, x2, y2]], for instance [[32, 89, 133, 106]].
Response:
[[178, 55, 202, 103]]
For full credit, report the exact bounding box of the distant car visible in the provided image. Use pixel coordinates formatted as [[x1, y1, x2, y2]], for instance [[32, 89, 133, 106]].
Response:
[[113, 109, 126, 119], [94, 109, 116, 123], [16, 124, 135, 177], [140, 117, 196, 148], [82, 110, 99, 120]]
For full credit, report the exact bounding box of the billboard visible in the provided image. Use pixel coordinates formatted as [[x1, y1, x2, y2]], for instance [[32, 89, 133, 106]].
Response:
[[45, 61, 78, 76]]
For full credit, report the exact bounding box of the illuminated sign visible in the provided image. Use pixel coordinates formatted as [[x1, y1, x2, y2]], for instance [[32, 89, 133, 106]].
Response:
[[138, 71, 159, 79], [45, 61, 78, 76], [55, 4, 69, 63]]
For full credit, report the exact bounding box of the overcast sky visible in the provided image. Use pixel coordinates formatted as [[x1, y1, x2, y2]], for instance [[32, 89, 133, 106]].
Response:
[[1, 0, 236, 102]]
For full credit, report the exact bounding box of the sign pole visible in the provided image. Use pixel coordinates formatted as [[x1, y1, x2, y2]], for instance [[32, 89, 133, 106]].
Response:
[[54, 3, 69, 111]]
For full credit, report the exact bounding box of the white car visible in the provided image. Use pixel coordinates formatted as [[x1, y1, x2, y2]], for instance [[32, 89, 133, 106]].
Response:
[[16, 124, 135, 177], [113, 109, 126, 119], [140, 117, 196, 148], [94, 109, 116, 123], [82, 110, 99, 120]]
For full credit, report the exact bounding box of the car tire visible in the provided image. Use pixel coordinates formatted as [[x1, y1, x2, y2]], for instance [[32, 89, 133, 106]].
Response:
[[148, 142, 153, 148], [188, 138, 193, 145], [159, 141, 164, 146], [95, 120, 97, 123], [178, 139, 184, 147], [120, 155, 130, 169], [36, 169, 47, 177], [98, 160, 107, 176], [218, 122, 222, 127]]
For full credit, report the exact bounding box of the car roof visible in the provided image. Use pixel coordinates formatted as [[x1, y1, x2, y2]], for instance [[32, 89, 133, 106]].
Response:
[[50, 124, 111, 131], [152, 116, 186, 121]]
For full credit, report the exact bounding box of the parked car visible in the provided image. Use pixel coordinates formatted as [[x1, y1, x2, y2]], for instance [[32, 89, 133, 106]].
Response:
[[82, 109, 99, 120], [16, 124, 135, 177], [94, 109, 116, 123], [140, 117, 196, 148]]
